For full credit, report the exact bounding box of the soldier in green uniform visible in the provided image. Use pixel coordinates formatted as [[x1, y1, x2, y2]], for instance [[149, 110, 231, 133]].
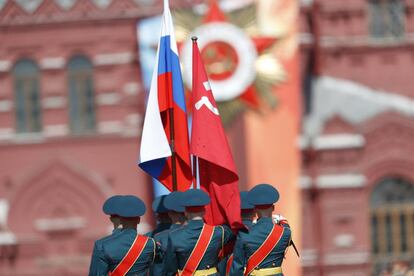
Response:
[[89, 195, 157, 275], [230, 184, 292, 276], [218, 191, 256, 275], [239, 191, 256, 229], [88, 195, 123, 274], [150, 191, 187, 275], [146, 195, 171, 237], [162, 189, 234, 276]]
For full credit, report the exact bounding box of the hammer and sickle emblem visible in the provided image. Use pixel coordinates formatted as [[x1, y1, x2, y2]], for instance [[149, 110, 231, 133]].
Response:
[[194, 81, 219, 115], [194, 96, 219, 115]]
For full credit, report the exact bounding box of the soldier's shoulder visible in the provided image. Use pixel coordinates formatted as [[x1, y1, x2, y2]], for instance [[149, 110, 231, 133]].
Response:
[[144, 236, 156, 249], [104, 229, 138, 245], [154, 228, 170, 241], [169, 225, 184, 236], [214, 224, 232, 234], [281, 224, 292, 236], [94, 235, 110, 246], [165, 225, 187, 243], [169, 225, 186, 236], [97, 230, 124, 246], [144, 230, 154, 237], [247, 222, 261, 231], [238, 227, 249, 235]]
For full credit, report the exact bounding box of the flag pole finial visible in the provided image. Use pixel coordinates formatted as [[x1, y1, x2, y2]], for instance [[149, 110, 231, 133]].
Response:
[[191, 36, 198, 43]]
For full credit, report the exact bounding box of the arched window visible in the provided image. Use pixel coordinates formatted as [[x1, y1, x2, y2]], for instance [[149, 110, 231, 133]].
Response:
[[67, 56, 95, 134], [13, 59, 42, 133], [370, 177, 414, 273]]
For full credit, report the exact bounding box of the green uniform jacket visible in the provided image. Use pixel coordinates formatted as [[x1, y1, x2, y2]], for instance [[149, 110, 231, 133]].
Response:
[[89, 229, 156, 276], [229, 217, 291, 276], [162, 220, 234, 276]]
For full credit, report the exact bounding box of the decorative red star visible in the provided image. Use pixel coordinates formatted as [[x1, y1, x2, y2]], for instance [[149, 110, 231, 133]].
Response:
[[199, 0, 277, 107]]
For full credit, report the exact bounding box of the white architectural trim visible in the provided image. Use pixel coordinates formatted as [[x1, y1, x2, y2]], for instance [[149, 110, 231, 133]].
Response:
[[123, 114, 141, 137], [40, 57, 65, 70], [123, 82, 141, 95], [35, 216, 86, 231], [0, 199, 9, 228], [318, 174, 366, 188], [97, 92, 121, 105], [0, 128, 14, 141], [0, 231, 17, 245], [297, 135, 308, 149], [324, 252, 370, 266], [133, 0, 156, 6], [299, 0, 314, 7], [92, 0, 113, 9], [55, 0, 77, 10], [14, 133, 45, 144], [303, 76, 414, 137], [333, 234, 355, 248], [300, 174, 366, 189], [301, 249, 317, 267], [314, 134, 365, 150], [122, 127, 141, 137], [125, 114, 141, 126], [299, 33, 414, 48], [93, 52, 135, 66], [299, 134, 365, 150], [301, 250, 370, 266], [0, 100, 13, 112], [44, 124, 69, 137], [15, 0, 43, 13], [42, 96, 66, 109], [299, 176, 312, 188], [98, 121, 124, 134], [36, 255, 91, 267], [0, 60, 11, 72]]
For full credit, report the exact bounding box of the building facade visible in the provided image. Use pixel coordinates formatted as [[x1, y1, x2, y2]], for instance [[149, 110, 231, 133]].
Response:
[[1, 0, 414, 275], [0, 0, 163, 274], [300, 0, 414, 275]]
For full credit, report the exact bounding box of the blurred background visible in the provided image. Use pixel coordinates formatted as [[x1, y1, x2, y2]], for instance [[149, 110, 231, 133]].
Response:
[[0, 0, 414, 275]]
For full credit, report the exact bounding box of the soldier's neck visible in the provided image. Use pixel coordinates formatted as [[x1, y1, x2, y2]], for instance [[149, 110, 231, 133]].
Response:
[[157, 213, 171, 224], [187, 213, 203, 220], [121, 217, 140, 230], [241, 214, 255, 222], [187, 212, 205, 221], [256, 208, 273, 218], [169, 212, 186, 224], [122, 223, 138, 230]]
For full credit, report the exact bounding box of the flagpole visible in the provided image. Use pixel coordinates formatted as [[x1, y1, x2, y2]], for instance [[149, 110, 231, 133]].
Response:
[[169, 107, 178, 191], [192, 36, 199, 190], [164, 0, 178, 191], [192, 155, 198, 189]]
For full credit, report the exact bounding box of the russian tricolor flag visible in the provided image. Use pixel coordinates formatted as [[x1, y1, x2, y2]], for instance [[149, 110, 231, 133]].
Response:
[[139, 0, 192, 192]]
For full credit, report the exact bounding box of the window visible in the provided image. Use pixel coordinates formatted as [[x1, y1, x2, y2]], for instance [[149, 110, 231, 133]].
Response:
[[67, 56, 95, 134], [13, 59, 42, 133], [368, 0, 405, 39], [370, 178, 414, 274]]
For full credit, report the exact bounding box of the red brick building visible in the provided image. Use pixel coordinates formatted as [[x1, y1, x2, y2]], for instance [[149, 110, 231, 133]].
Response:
[[0, 0, 414, 275], [0, 0, 162, 274], [300, 0, 414, 275]]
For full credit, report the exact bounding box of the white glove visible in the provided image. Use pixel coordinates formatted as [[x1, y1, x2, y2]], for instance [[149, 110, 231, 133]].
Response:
[[273, 214, 288, 225]]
